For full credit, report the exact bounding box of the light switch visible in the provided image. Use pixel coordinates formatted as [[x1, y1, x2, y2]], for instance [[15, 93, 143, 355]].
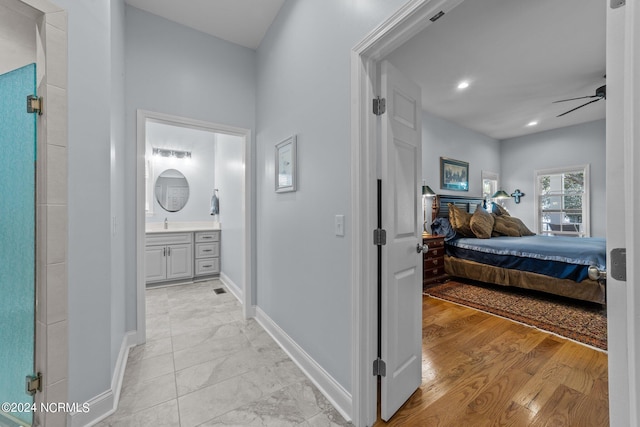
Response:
[[335, 215, 345, 236]]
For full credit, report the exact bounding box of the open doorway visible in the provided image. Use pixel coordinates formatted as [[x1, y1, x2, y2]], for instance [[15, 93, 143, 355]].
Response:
[[135, 110, 253, 344], [350, 0, 630, 426]]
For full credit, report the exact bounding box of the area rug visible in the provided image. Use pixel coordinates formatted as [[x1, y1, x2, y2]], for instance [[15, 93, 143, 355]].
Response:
[[425, 280, 607, 350]]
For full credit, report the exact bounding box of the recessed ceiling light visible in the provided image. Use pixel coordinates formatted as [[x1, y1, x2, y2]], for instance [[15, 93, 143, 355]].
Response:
[[527, 121, 539, 127], [457, 81, 470, 90]]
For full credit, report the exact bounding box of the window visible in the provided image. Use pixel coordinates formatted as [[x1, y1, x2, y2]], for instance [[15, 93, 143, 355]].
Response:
[[481, 170, 498, 202], [535, 165, 590, 237]]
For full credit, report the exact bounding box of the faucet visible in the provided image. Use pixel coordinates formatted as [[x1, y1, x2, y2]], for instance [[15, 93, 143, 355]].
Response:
[[164, 218, 168, 229]]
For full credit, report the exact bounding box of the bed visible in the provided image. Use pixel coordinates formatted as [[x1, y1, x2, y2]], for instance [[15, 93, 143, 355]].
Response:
[[430, 194, 606, 304]]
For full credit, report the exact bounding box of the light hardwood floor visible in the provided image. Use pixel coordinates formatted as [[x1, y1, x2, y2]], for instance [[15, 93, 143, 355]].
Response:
[[375, 296, 609, 426]]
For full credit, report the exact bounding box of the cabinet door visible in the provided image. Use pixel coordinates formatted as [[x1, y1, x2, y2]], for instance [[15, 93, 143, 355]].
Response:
[[145, 246, 167, 282], [167, 243, 193, 280]]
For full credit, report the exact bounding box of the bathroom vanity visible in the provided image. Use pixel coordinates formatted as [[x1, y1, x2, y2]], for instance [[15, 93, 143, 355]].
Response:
[[145, 225, 221, 286]]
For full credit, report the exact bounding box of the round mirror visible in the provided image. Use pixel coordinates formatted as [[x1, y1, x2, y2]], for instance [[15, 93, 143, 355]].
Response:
[[155, 169, 190, 212]]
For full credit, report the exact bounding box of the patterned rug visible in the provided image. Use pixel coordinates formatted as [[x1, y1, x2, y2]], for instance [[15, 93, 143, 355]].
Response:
[[425, 280, 607, 350]]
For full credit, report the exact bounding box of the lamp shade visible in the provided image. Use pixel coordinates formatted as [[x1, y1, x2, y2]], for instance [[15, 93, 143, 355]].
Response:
[[422, 185, 436, 197], [491, 190, 511, 199]]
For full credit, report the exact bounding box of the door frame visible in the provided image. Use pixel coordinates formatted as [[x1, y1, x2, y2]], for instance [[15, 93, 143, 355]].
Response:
[[350, 0, 635, 426], [350, 1, 463, 425], [9, 0, 70, 424], [608, 1, 640, 425], [135, 110, 254, 344]]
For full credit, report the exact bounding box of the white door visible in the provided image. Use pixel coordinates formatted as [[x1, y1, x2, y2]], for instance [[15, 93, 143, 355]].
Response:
[[380, 60, 423, 421], [606, 3, 640, 425]]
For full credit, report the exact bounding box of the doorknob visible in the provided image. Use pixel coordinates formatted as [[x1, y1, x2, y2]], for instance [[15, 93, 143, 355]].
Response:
[[588, 265, 607, 281], [416, 243, 428, 254]]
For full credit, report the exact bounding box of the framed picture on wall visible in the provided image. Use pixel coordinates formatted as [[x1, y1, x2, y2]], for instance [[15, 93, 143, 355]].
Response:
[[275, 135, 297, 193], [440, 157, 469, 191]]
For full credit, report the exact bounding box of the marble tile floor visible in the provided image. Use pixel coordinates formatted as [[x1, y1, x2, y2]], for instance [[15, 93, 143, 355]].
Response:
[[94, 280, 351, 427]]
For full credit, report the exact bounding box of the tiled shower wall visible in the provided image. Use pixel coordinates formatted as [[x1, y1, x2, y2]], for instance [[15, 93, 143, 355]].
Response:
[[32, 1, 68, 426]]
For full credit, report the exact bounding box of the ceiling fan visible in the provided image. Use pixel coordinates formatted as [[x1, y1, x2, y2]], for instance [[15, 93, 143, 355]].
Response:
[[553, 84, 606, 117]]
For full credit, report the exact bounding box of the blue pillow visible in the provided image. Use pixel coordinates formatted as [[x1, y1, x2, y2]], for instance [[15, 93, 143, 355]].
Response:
[[430, 217, 457, 241]]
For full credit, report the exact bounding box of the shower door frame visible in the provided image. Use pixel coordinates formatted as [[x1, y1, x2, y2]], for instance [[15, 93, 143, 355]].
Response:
[[2, 1, 70, 426]]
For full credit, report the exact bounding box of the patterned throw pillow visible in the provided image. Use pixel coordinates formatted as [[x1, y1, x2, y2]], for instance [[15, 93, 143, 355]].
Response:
[[448, 203, 474, 237], [470, 204, 494, 239], [493, 203, 510, 216], [493, 215, 535, 237]]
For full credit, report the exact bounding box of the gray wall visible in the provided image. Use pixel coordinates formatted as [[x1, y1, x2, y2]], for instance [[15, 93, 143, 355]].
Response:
[[256, 0, 407, 392], [214, 134, 244, 287], [52, 0, 117, 403], [422, 111, 501, 196], [500, 119, 606, 237], [124, 5, 257, 331]]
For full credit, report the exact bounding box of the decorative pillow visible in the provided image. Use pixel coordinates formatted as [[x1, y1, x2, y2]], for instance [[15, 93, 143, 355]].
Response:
[[448, 203, 474, 237], [430, 217, 457, 241], [469, 204, 494, 239], [493, 203, 510, 216], [493, 215, 535, 237]]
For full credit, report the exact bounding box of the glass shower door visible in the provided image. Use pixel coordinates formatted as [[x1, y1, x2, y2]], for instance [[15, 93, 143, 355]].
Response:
[[0, 63, 37, 426]]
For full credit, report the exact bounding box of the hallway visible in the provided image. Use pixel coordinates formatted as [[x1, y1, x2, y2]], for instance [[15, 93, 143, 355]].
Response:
[[95, 280, 350, 426]]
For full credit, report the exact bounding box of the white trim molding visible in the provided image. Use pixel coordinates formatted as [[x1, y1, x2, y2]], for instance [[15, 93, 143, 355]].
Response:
[[254, 308, 352, 423], [135, 110, 254, 345], [68, 332, 137, 427], [350, 1, 465, 425]]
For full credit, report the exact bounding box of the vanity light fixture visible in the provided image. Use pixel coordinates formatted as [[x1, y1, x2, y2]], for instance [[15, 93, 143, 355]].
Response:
[[152, 148, 192, 159]]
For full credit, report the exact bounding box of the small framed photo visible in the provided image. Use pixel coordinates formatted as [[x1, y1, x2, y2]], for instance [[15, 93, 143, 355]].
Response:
[[440, 157, 469, 191], [275, 135, 297, 193]]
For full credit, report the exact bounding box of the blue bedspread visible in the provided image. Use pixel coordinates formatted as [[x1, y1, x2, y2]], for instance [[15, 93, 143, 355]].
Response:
[[446, 235, 606, 282]]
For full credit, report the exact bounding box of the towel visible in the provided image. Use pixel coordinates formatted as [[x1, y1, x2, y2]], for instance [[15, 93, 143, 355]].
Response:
[[210, 193, 219, 215]]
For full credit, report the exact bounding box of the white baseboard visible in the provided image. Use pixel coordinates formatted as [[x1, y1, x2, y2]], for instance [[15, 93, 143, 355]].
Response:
[[219, 271, 242, 301], [68, 331, 137, 427], [219, 272, 256, 319], [254, 307, 352, 423]]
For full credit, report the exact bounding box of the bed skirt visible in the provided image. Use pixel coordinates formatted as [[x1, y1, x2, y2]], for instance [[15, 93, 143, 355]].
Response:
[[444, 255, 606, 305]]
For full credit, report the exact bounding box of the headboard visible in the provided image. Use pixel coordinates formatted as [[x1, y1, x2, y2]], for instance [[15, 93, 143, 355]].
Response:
[[432, 194, 487, 219]]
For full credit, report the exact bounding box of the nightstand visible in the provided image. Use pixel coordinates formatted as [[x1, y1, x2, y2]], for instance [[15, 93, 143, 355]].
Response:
[[422, 234, 447, 288]]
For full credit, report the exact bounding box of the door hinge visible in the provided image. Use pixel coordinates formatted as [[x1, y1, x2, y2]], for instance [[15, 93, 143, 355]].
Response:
[[26, 372, 42, 396], [610, 248, 627, 281], [27, 95, 43, 115], [373, 96, 386, 116], [610, 0, 625, 9], [373, 228, 387, 246], [373, 358, 386, 377]]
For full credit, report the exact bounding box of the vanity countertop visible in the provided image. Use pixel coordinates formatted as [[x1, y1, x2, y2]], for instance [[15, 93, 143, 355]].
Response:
[[146, 221, 221, 234]]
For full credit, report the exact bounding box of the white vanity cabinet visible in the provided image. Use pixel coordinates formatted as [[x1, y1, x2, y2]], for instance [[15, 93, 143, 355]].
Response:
[[145, 232, 193, 284], [194, 231, 220, 276]]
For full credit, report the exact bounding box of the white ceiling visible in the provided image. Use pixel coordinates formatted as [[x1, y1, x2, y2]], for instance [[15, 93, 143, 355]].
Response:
[[385, 0, 606, 140], [124, 0, 285, 49], [125, 0, 605, 140]]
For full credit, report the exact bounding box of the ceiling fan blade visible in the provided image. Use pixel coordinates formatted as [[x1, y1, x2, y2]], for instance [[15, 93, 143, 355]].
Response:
[[556, 98, 602, 117], [553, 95, 599, 103]]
